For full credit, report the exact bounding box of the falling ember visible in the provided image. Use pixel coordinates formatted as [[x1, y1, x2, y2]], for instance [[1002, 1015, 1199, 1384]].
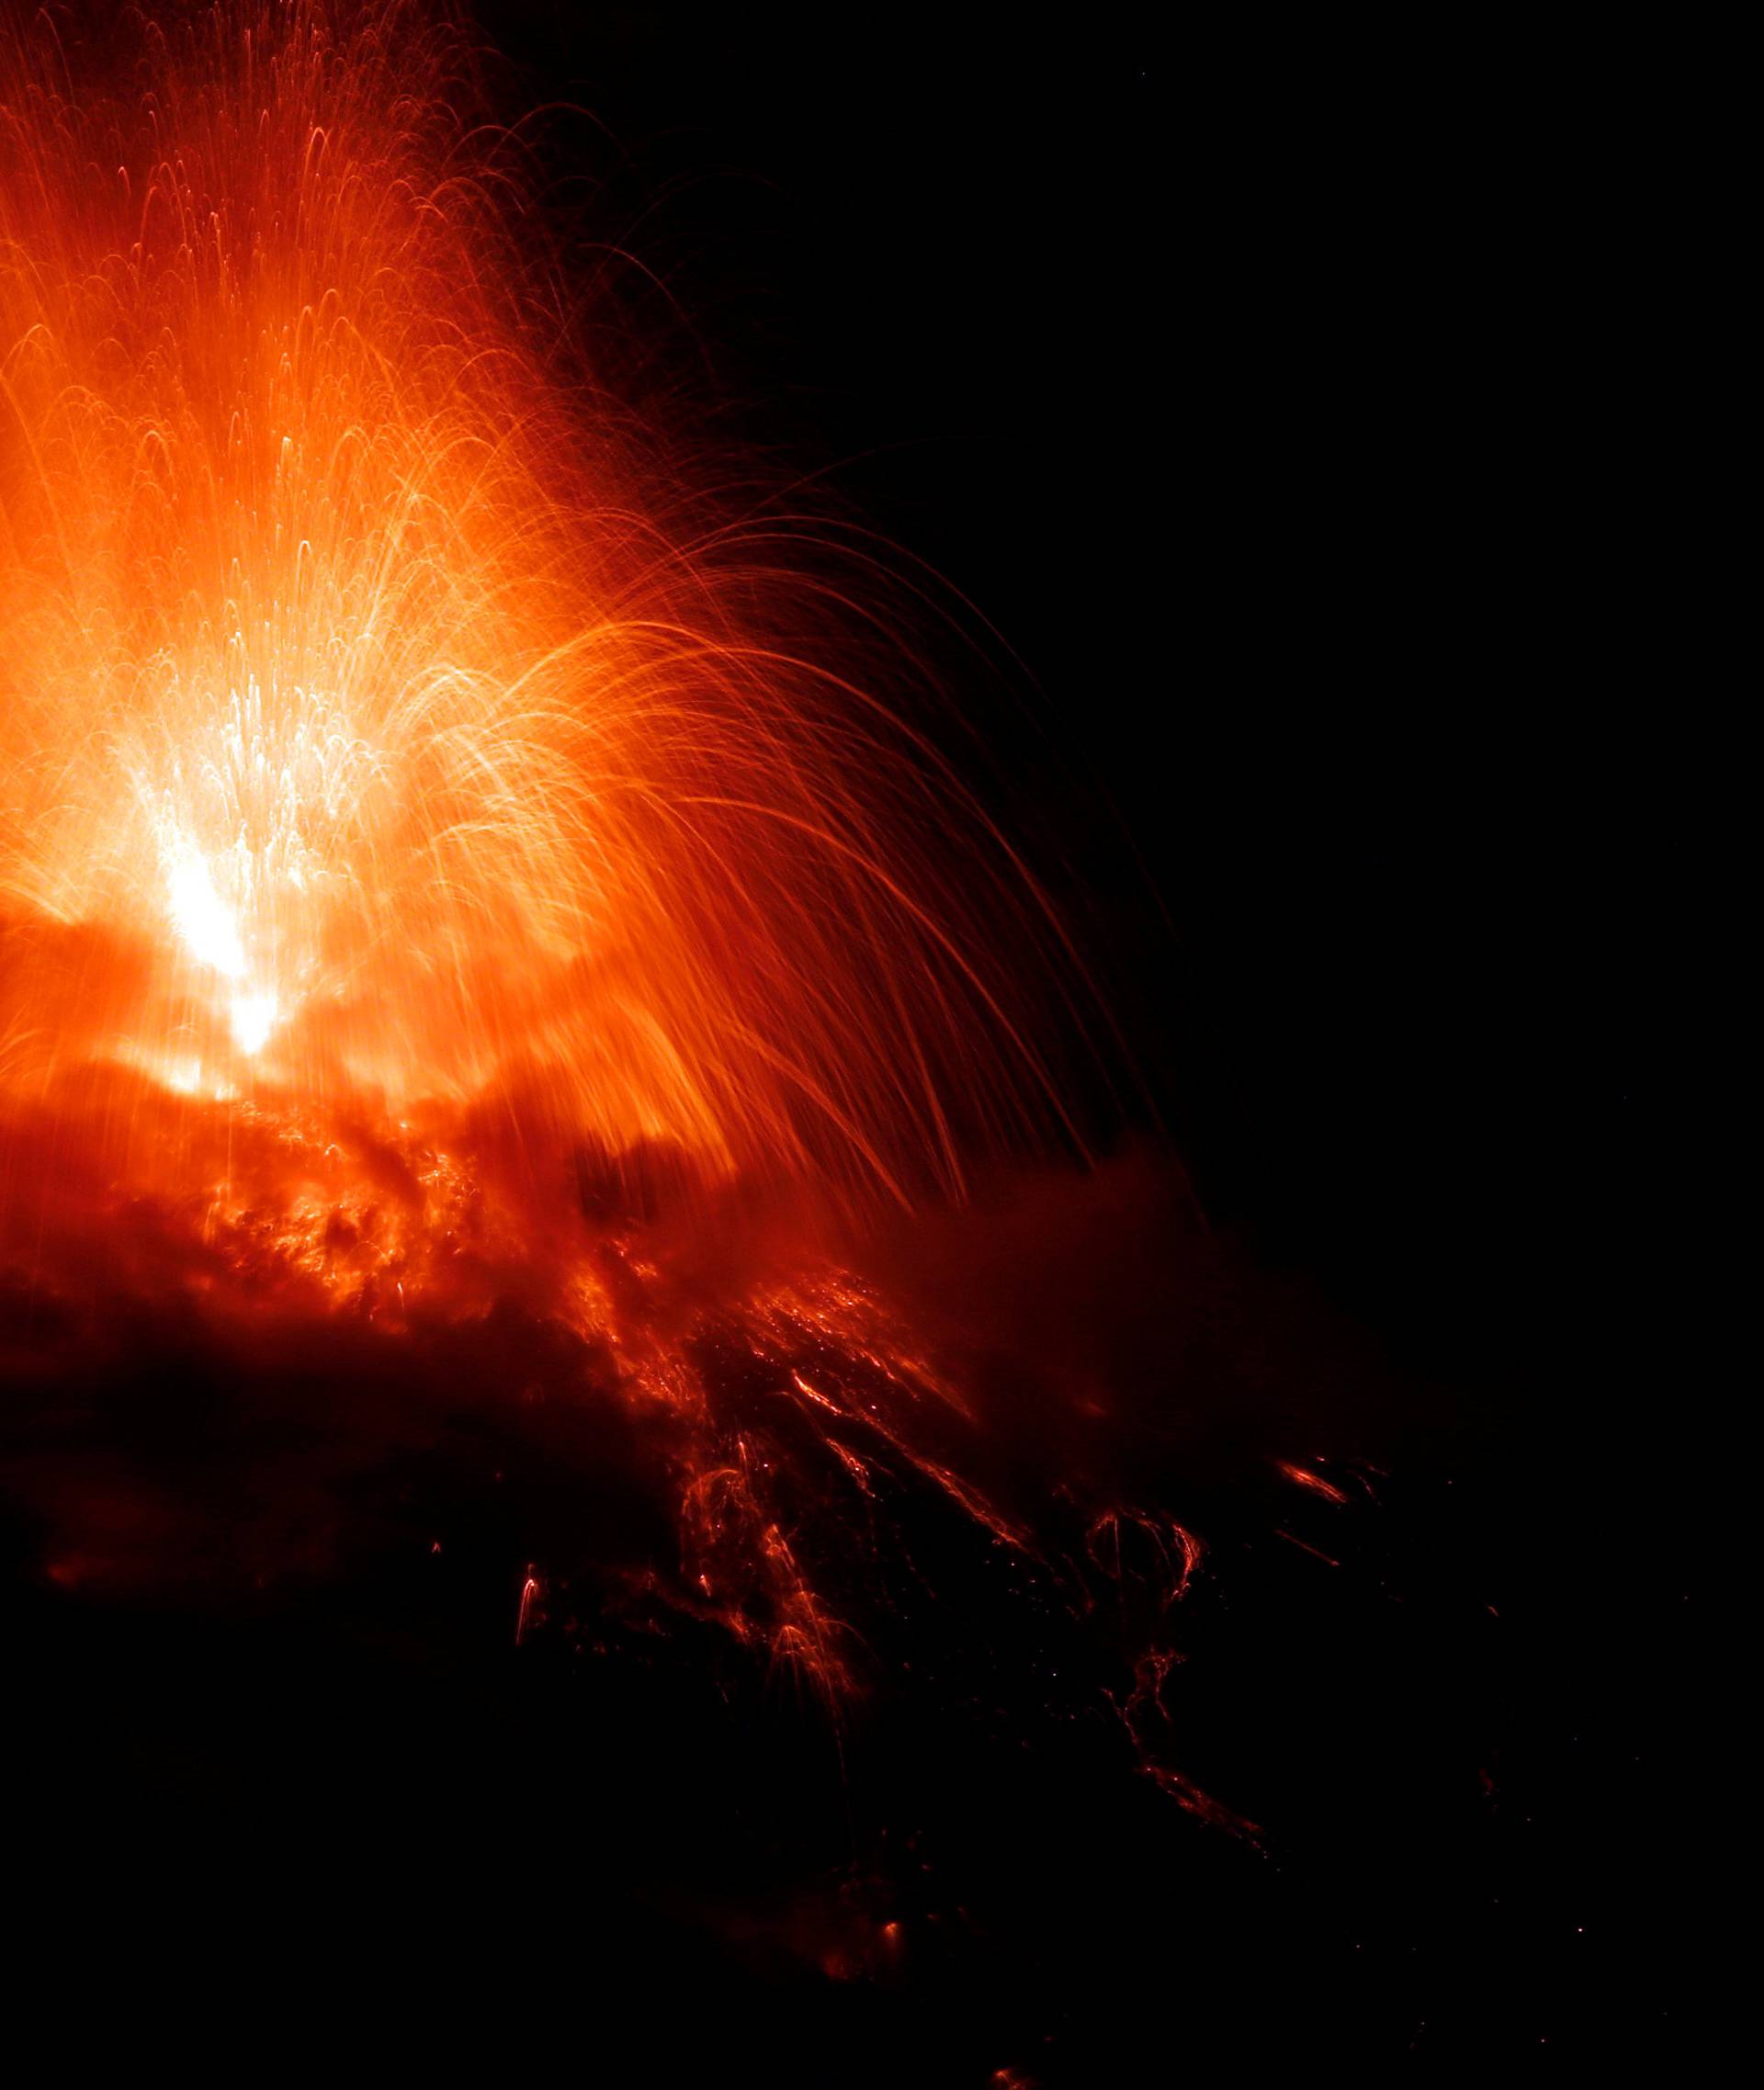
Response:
[[1278, 1461, 1351, 1506]]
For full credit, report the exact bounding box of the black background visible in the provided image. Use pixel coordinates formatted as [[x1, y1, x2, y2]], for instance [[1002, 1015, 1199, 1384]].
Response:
[[468, 6, 1702, 2066], [473, 3, 1680, 1395]]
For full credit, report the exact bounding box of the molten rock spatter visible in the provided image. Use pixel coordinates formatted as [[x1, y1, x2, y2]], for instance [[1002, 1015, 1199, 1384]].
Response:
[[0, 0, 1088, 1215]]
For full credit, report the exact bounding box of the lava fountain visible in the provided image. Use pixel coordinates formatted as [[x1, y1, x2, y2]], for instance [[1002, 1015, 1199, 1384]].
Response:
[[0, 0, 1280, 1838], [0, 0, 1086, 1202]]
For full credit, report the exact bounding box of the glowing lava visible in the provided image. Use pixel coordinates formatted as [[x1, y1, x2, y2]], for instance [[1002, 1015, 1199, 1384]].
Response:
[[164, 850, 278, 1052], [0, 0, 1084, 1204], [0, 1, 1269, 1841], [0, 0, 1085, 1699]]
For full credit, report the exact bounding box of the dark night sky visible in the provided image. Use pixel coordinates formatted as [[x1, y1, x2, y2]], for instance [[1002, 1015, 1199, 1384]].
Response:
[[475, 5, 1678, 1396], [467, 24, 1699, 2062]]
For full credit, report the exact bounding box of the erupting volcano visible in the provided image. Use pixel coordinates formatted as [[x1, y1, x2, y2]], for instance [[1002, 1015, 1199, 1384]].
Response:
[[2, 5, 1671, 2078], [3, 0, 1217, 1801]]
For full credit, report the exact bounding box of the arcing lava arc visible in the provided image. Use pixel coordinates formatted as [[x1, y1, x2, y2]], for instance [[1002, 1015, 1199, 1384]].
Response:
[[1, 0, 1082, 1216]]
